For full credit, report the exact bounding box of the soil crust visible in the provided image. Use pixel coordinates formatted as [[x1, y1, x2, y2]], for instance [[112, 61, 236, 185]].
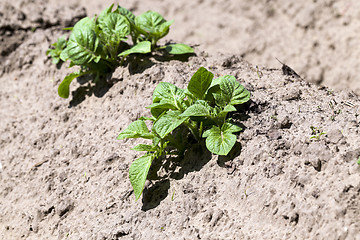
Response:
[[0, 1, 359, 240]]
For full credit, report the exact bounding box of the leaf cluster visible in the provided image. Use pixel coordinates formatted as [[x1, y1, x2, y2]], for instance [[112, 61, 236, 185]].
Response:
[[47, 4, 194, 99], [46, 36, 67, 65], [118, 67, 250, 200], [310, 126, 327, 141]]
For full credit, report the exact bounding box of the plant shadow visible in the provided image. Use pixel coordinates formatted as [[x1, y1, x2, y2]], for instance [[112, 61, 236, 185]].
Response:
[[140, 141, 212, 211], [139, 104, 250, 210], [68, 74, 116, 108], [217, 142, 242, 171], [168, 141, 212, 180], [140, 140, 243, 211], [127, 52, 195, 75], [141, 179, 170, 211], [66, 52, 195, 107]]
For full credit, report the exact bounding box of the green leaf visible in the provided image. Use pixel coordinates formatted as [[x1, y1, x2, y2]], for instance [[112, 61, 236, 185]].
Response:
[[132, 144, 158, 152], [187, 67, 214, 100], [47, 36, 67, 64], [219, 75, 251, 106], [147, 102, 176, 110], [153, 111, 188, 138], [204, 77, 222, 103], [147, 102, 176, 118], [150, 108, 168, 119], [203, 126, 237, 155], [209, 76, 223, 89], [222, 122, 242, 133], [117, 120, 154, 139], [180, 103, 210, 117], [135, 11, 173, 39], [215, 105, 237, 121], [118, 41, 151, 57], [213, 92, 226, 108], [158, 20, 173, 36], [153, 82, 185, 103], [117, 6, 139, 44], [184, 89, 196, 101], [96, 4, 114, 26], [99, 13, 130, 43], [129, 154, 154, 200], [54, 36, 67, 48], [58, 71, 91, 98], [59, 48, 69, 62], [163, 43, 194, 55], [117, 6, 135, 25], [139, 116, 156, 121], [223, 105, 237, 112], [152, 136, 161, 146], [152, 82, 185, 106], [61, 17, 102, 65]]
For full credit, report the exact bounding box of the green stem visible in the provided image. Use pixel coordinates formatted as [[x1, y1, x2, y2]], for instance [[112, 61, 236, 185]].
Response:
[[158, 139, 166, 158], [119, 56, 126, 66], [183, 120, 200, 141], [174, 99, 184, 112], [132, 32, 139, 45], [165, 134, 185, 154], [199, 121, 204, 138], [101, 57, 118, 69], [151, 37, 158, 50]]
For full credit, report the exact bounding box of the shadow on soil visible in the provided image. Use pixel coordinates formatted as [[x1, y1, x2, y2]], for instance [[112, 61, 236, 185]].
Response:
[[67, 53, 194, 107], [68, 74, 119, 107], [141, 112, 250, 211], [141, 141, 212, 211]]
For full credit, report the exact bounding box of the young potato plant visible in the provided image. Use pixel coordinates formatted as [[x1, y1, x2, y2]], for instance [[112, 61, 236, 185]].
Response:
[[46, 36, 67, 65], [310, 126, 327, 141], [47, 4, 194, 99], [118, 67, 250, 200]]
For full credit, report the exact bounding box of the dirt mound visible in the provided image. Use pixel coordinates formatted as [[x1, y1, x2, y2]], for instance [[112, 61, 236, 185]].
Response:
[[72, 0, 360, 95], [0, 1, 359, 240], [0, 0, 86, 75]]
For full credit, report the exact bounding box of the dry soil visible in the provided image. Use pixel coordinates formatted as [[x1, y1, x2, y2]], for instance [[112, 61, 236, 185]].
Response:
[[0, 1, 359, 240]]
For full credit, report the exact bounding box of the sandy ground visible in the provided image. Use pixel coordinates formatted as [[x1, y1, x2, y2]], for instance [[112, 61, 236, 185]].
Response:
[[0, 0, 360, 239], [71, 0, 360, 95]]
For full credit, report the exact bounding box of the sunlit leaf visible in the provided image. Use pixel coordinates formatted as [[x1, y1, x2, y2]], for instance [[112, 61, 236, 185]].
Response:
[[117, 120, 154, 139], [129, 154, 154, 200], [187, 67, 214, 100]]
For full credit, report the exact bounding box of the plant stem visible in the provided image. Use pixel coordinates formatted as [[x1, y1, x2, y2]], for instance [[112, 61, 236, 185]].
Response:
[[166, 134, 184, 154], [183, 120, 200, 141], [119, 56, 126, 66], [199, 121, 204, 137], [151, 37, 158, 50], [101, 57, 118, 69]]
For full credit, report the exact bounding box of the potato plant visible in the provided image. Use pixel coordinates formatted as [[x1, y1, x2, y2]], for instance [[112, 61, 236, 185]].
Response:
[[118, 67, 250, 200], [47, 4, 194, 98]]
